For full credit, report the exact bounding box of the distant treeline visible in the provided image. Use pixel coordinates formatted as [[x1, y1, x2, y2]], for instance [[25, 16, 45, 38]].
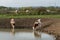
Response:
[[0, 6, 60, 15]]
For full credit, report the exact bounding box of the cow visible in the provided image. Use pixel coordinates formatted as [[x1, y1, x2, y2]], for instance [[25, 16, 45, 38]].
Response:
[[10, 18, 15, 29], [33, 19, 41, 31]]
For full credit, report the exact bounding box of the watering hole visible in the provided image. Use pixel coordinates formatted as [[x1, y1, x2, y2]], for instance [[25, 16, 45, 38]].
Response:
[[0, 29, 56, 40]]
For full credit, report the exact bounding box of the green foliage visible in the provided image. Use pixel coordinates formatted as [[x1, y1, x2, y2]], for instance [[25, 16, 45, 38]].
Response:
[[0, 6, 60, 15], [0, 14, 60, 18]]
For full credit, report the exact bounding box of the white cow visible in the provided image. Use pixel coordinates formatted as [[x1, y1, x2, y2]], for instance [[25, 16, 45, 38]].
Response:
[[10, 18, 15, 29], [37, 19, 41, 27], [33, 19, 41, 30], [15, 10, 18, 14]]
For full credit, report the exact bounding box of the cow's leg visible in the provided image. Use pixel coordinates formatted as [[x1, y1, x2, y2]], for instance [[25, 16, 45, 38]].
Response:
[[11, 23, 15, 29]]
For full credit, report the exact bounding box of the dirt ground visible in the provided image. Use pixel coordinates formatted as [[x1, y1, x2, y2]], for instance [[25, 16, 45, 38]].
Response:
[[0, 18, 51, 28], [42, 18, 60, 40]]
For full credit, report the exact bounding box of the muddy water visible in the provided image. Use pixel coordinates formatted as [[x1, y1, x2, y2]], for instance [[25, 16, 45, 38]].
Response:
[[0, 29, 56, 40]]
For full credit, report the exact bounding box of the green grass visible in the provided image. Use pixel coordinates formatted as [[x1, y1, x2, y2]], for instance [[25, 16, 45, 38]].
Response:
[[0, 14, 60, 18]]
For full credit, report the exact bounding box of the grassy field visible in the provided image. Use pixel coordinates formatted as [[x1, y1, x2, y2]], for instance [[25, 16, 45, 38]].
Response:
[[0, 14, 60, 18]]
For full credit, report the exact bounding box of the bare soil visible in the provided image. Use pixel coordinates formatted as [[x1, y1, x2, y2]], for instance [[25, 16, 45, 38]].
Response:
[[42, 18, 60, 40]]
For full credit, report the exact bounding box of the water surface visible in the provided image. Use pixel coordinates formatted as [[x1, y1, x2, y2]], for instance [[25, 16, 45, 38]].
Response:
[[0, 29, 56, 40]]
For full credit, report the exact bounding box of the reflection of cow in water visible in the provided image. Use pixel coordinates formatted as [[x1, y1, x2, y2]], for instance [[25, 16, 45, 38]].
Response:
[[10, 18, 15, 29], [33, 19, 41, 31], [10, 28, 15, 35], [33, 31, 41, 37]]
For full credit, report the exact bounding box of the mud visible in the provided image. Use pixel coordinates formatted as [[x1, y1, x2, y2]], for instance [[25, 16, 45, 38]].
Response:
[[41, 18, 60, 40], [0, 18, 51, 28]]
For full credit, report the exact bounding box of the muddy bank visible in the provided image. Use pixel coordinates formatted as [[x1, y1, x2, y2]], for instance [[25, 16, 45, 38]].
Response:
[[0, 18, 52, 28], [41, 18, 60, 40]]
